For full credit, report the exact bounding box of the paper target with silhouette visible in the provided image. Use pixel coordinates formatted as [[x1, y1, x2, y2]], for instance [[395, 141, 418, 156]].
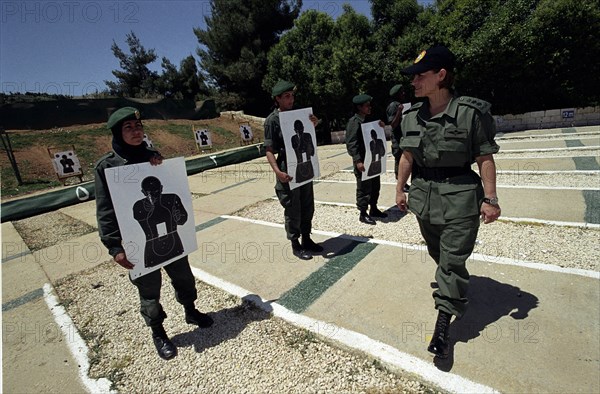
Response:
[[280, 107, 320, 190], [143, 134, 154, 148], [104, 157, 197, 279], [361, 121, 387, 181], [239, 124, 253, 142], [194, 129, 212, 148], [52, 150, 82, 177]]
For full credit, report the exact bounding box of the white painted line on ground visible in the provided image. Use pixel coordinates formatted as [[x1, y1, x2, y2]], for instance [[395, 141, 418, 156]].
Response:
[[343, 169, 600, 175], [316, 178, 600, 190], [494, 153, 599, 159], [221, 215, 599, 279], [189, 266, 499, 394], [42, 283, 115, 394], [499, 146, 599, 153], [497, 131, 600, 140]]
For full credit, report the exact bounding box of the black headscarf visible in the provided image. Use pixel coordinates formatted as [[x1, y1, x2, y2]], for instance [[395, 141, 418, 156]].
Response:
[[108, 108, 159, 164]]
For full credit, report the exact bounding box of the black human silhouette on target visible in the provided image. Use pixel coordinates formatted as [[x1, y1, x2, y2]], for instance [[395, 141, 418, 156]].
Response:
[[367, 129, 385, 176], [133, 176, 187, 268], [59, 154, 75, 174], [291, 119, 315, 183], [199, 131, 209, 145]]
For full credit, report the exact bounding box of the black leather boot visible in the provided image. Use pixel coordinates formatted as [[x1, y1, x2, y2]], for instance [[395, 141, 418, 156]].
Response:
[[359, 210, 376, 225], [369, 205, 388, 218], [151, 325, 177, 360], [184, 305, 214, 328], [291, 239, 312, 260], [302, 235, 323, 253], [427, 310, 452, 359]]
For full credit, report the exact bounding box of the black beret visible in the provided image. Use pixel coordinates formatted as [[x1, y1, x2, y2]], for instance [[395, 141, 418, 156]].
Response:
[[401, 45, 456, 75]]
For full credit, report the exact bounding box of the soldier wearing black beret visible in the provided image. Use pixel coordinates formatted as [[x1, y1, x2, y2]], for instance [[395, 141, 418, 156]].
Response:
[[396, 45, 501, 359], [95, 107, 214, 360]]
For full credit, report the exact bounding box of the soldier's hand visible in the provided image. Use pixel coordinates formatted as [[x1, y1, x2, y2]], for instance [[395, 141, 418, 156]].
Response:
[[309, 114, 319, 127], [480, 203, 501, 224], [277, 171, 293, 183], [378, 120, 385, 128], [396, 103, 404, 115], [114, 252, 134, 270], [396, 190, 408, 212], [150, 154, 164, 166], [356, 162, 365, 172]]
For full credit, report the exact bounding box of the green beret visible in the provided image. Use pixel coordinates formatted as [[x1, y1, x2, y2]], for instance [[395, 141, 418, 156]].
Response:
[[271, 80, 295, 97], [107, 107, 141, 130], [352, 94, 372, 105], [389, 84, 402, 97]]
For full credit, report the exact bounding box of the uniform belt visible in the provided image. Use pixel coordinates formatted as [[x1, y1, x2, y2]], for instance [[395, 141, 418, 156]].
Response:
[[413, 165, 471, 181]]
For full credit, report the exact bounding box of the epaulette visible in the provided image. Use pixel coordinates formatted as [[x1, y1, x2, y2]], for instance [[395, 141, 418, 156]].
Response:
[[457, 96, 491, 113], [94, 152, 114, 167], [404, 101, 424, 114]]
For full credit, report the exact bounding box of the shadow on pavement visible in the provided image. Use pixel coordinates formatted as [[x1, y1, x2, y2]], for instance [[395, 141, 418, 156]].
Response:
[[434, 275, 539, 371], [171, 294, 273, 353]]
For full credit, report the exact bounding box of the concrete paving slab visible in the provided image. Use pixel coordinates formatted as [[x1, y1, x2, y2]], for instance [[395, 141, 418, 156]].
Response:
[[477, 156, 600, 171], [58, 200, 98, 228], [313, 180, 596, 224], [498, 136, 600, 150], [305, 247, 599, 394], [2, 298, 88, 394], [189, 218, 335, 301], [32, 232, 111, 283]]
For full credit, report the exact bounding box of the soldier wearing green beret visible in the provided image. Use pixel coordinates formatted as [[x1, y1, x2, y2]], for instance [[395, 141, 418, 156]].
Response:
[[264, 80, 323, 259], [95, 107, 213, 360], [396, 46, 501, 359], [345, 94, 388, 225]]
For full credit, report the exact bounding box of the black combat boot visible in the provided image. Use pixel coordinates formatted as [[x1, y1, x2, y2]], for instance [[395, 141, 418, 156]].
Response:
[[302, 234, 323, 253], [359, 210, 376, 225], [184, 304, 214, 328], [291, 239, 311, 260], [369, 205, 388, 218], [151, 325, 177, 360], [427, 310, 452, 359]]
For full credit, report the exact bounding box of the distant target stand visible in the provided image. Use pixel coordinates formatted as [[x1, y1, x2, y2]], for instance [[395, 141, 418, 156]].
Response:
[[47, 145, 84, 185], [239, 122, 255, 146], [193, 126, 213, 152]]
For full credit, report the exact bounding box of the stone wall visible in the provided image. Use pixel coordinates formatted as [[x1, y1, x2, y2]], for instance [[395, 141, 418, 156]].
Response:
[[494, 106, 600, 132]]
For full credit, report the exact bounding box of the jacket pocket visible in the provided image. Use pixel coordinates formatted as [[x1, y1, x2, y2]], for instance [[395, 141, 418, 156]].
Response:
[[407, 179, 429, 216], [438, 182, 481, 220], [275, 183, 293, 208], [400, 135, 422, 149], [438, 128, 468, 153]]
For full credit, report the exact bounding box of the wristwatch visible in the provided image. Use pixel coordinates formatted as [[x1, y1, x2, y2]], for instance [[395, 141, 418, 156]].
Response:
[[483, 197, 499, 206]]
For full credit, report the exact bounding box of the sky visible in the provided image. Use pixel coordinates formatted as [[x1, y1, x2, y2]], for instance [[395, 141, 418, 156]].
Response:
[[0, 0, 434, 97]]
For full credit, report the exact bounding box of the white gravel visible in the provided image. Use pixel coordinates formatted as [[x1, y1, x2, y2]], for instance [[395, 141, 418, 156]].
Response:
[[235, 200, 600, 272], [54, 262, 437, 394]]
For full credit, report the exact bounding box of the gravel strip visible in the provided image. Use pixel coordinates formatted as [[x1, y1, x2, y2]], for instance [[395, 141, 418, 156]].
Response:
[[12, 211, 96, 251], [321, 171, 600, 189], [234, 200, 600, 272], [54, 262, 439, 394]]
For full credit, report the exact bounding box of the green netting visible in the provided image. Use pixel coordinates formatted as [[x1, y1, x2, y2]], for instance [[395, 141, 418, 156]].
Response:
[[1, 143, 265, 223]]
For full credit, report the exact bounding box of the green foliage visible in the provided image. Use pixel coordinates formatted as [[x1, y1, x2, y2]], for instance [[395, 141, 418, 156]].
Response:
[[194, 0, 302, 115], [264, 0, 599, 123], [105, 31, 159, 98], [156, 55, 207, 101]]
